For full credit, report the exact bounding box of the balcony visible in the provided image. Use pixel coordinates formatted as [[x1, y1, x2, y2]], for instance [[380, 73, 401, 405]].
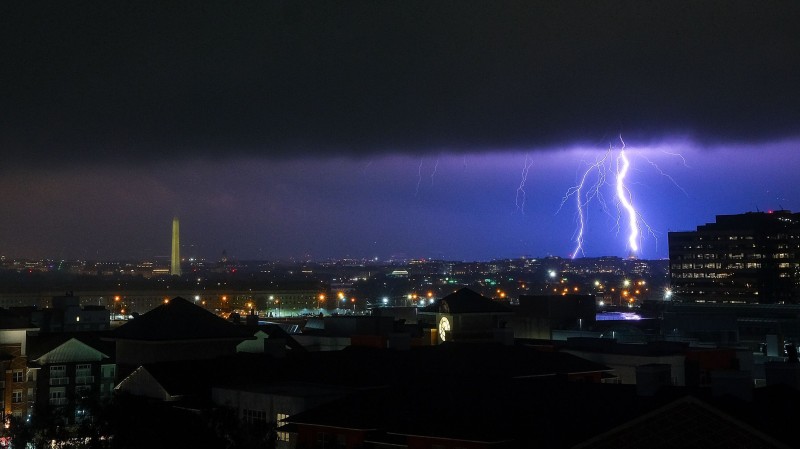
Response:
[[49, 377, 69, 386], [49, 398, 68, 406], [75, 376, 95, 385]]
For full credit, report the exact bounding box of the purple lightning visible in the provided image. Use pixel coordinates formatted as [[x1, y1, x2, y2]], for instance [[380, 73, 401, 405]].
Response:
[[615, 140, 640, 255], [559, 135, 674, 259], [558, 149, 611, 258], [515, 155, 534, 214], [415, 158, 424, 196]]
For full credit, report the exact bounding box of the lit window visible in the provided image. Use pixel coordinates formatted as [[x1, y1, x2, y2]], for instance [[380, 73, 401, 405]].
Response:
[[277, 413, 290, 441]]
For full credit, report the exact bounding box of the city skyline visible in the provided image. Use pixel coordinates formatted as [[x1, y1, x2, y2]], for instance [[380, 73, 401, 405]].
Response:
[[2, 2, 799, 261]]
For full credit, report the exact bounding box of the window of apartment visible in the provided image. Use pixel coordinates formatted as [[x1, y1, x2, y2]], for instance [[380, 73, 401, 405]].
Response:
[[101, 365, 115, 379], [242, 409, 266, 424], [50, 387, 66, 400], [50, 365, 66, 378], [12, 370, 23, 383], [75, 385, 91, 397], [75, 408, 89, 421], [76, 364, 91, 377], [11, 390, 22, 404], [277, 413, 290, 442]]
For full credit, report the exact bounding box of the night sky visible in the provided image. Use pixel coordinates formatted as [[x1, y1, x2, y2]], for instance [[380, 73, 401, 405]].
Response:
[[2, 1, 799, 261]]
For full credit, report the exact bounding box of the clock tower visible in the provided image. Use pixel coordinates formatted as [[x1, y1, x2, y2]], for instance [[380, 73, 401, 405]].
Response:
[[419, 288, 513, 344]]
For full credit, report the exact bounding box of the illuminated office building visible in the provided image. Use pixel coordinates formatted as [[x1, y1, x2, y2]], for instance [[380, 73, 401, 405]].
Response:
[[668, 211, 800, 303]]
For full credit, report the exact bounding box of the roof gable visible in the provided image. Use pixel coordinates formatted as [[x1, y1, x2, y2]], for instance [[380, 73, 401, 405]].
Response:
[[32, 337, 108, 364], [115, 366, 176, 401], [574, 396, 791, 449], [419, 288, 512, 314], [113, 296, 251, 341]]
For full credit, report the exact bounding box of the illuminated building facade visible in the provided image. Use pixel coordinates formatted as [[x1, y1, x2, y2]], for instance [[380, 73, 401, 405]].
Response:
[[27, 336, 116, 425], [668, 211, 800, 303]]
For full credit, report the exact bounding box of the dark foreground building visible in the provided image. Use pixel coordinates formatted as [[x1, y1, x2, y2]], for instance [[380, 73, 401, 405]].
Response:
[[669, 211, 800, 304]]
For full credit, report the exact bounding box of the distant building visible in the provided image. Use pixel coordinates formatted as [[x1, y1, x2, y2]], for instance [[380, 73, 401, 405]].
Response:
[[418, 288, 514, 344], [511, 294, 596, 339], [26, 335, 116, 425], [0, 310, 38, 420], [668, 211, 800, 303], [110, 296, 252, 375], [30, 294, 110, 332]]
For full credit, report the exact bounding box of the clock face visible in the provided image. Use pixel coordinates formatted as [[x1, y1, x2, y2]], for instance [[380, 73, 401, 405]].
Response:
[[438, 316, 451, 342]]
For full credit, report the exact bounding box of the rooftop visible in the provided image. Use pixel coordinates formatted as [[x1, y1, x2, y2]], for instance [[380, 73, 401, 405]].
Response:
[[112, 296, 252, 341], [419, 287, 513, 314]]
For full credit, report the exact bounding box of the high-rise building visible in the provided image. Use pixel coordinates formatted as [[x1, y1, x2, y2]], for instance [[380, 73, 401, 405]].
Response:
[[171, 217, 181, 276], [668, 211, 800, 303]]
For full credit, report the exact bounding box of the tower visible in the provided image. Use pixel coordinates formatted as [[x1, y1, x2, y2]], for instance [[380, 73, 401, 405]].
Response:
[[171, 217, 181, 276]]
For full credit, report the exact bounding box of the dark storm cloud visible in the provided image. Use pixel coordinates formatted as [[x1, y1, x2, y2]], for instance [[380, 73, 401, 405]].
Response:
[[2, 0, 799, 166]]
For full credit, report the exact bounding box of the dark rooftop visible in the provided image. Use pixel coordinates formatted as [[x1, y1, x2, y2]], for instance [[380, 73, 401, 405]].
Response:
[[112, 296, 252, 341], [419, 287, 513, 314]]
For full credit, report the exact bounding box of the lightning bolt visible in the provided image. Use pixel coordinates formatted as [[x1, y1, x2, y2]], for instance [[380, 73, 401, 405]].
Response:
[[559, 134, 678, 258], [558, 149, 612, 258], [430, 158, 440, 186], [515, 155, 534, 214], [415, 158, 423, 196], [640, 155, 688, 197], [661, 150, 689, 167], [615, 139, 640, 255]]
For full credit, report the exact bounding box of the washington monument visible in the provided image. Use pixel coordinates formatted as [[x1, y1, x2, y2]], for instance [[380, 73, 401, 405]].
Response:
[[171, 217, 181, 276]]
